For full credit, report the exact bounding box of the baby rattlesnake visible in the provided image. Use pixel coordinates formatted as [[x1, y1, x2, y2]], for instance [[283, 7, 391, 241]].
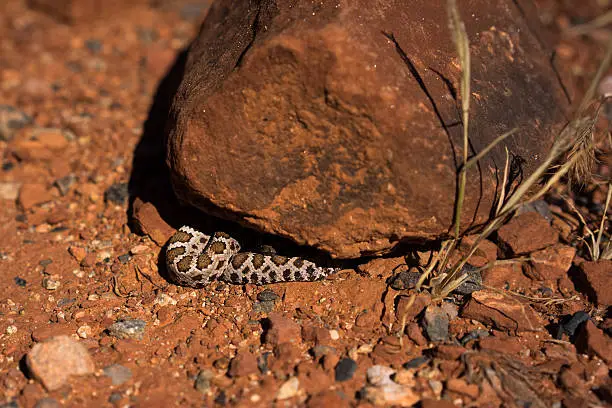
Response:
[[166, 226, 338, 287]]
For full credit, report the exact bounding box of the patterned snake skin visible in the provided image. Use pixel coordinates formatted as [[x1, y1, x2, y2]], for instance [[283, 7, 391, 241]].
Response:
[[166, 226, 338, 287]]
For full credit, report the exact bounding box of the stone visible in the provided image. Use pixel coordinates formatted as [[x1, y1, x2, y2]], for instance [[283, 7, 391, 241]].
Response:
[[0, 105, 32, 141], [446, 378, 479, 399], [32, 128, 70, 150], [422, 306, 450, 342], [33, 398, 60, 408], [497, 212, 558, 255], [26, 335, 95, 391], [576, 260, 612, 307], [264, 312, 301, 346], [405, 323, 428, 346], [459, 236, 498, 267], [334, 358, 357, 382], [0, 182, 21, 201], [18, 183, 53, 210], [27, 0, 149, 24], [394, 293, 431, 324], [130, 198, 175, 246], [107, 318, 147, 340], [165, 0, 569, 259], [102, 364, 132, 385], [194, 370, 213, 393], [104, 182, 129, 205], [452, 265, 483, 295], [574, 321, 612, 365], [526, 244, 575, 281], [276, 377, 300, 400], [257, 289, 280, 302], [554, 311, 590, 340], [461, 289, 544, 332], [228, 351, 259, 377], [362, 365, 419, 407]]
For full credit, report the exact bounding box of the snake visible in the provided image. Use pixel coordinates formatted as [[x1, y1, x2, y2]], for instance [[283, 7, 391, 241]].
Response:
[[165, 226, 338, 287]]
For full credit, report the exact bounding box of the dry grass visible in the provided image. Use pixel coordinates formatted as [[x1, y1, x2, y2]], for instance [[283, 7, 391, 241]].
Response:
[[396, 0, 612, 339]]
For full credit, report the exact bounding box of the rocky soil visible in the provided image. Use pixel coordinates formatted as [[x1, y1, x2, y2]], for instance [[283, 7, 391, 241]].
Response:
[[0, 1, 611, 407]]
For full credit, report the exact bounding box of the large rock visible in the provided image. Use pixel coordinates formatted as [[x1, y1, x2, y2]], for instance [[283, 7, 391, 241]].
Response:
[[166, 0, 569, 258]]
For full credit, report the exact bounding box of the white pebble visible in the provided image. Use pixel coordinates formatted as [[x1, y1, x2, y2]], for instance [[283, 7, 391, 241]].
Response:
[[329, 329, 340, 340], [276, 377, 299, 400], [6, 325, 17, 335], [77, 325, 92, 339]]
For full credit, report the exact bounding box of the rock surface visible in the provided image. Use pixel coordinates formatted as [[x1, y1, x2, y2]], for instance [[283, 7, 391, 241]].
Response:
[[166, 0, 569, 258], [576, 260, 612, 307], [461, 290, 544, 332], [25, 335, 95, 391]]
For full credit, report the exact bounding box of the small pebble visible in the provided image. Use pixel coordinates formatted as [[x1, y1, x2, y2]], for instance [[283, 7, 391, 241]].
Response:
[[108, 392, 122, 403], [194, 370, 213, 393], [33, 398, 60, 408], [422, 305, 449, 342], [77, 325, 92, 339], [103, 364, 132, 385], [54, 174, 76, 196], [14, 276, 26, 287], [252, 301, 275, 314], [329, 329, 340, 340], [42, 276, 60, 290], [39, 259, 53, 267], [6, 325, 17, 335], [257, 352, 272, 374], [129, 244, 149, 255], [257, 289, 279, 302], [0, 105, 32, 141], [276, 377, 300, 400], [85, 39, 102, 53], [104, 183, 129, 205], [390, 270, 421, 290], [311, 345, 337, 358], [107, 318, 146, 340], [453, 264, 483, 296], [214, 391, 226, 405], [335, 358, 357, 382], [402, 356, 429, 369], [460, 329, 490, 345], [117, 253, 131, 263], [0, 182, 21, 200]]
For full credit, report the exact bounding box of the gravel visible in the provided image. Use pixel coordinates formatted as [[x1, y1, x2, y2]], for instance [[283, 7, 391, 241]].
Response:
[[335, 358, 357, 382], [107, 318, 146, 340]]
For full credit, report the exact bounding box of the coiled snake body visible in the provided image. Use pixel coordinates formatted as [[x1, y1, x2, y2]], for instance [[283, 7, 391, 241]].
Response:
[[166, 226, 338, 287]]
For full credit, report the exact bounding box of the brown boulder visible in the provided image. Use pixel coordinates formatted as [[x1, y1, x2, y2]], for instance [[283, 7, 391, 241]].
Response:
[[166, 0, 568, 258]]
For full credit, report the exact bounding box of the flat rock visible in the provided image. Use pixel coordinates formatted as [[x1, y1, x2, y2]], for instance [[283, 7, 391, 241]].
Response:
[[527, 244, 575, 281], [576, 260, 612, 307], [166, 0, 569, 258], [265, 312, 302, 346], [460, 289, 544, 332], [497, 212, 558, 255], [26, 335, 95, 391]]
